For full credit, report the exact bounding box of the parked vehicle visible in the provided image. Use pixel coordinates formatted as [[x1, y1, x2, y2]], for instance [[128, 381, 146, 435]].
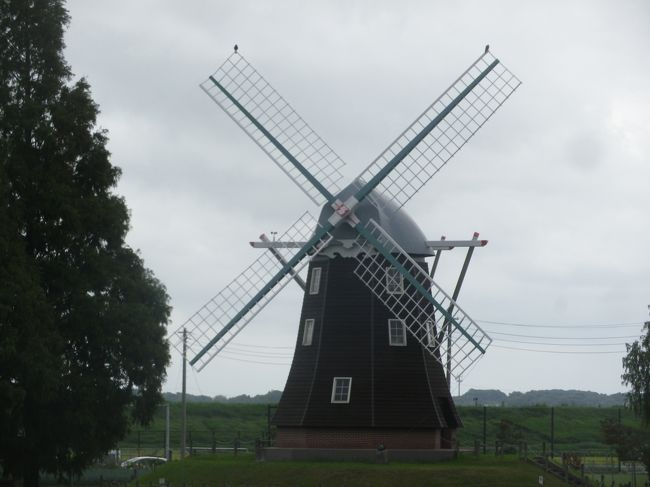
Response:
[[119, 456, 166, 469]]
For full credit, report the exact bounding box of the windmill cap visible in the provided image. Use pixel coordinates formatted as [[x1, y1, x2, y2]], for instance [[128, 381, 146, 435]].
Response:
[[316, 178, 430, 256]]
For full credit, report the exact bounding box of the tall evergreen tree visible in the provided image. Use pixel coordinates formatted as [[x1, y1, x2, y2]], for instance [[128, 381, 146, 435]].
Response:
[[0, 1, 170, 484]]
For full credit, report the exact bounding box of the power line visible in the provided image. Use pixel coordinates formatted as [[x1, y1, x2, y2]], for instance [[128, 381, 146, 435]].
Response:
[[486, 330, 639, 340], [231, 342, 293, 349], [478, 319, 643, 329], [225, 346, 293, 359], [491, 344, 625, 354], [219, 353, 290, 366], [493, 338, 629, 347]]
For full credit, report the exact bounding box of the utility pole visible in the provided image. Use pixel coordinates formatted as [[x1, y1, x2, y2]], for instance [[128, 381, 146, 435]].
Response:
[[165, 403, 170, 460], [181, 328, 187, 459], [550, 407, 555, 459]]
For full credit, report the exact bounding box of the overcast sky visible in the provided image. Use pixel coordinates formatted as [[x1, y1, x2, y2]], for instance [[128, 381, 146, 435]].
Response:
[[63, 0, 650, 397]]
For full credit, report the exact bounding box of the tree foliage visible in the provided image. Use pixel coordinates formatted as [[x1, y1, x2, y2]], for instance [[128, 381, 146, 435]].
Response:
[[0, 1, 170, 484], [622, 320, 650, 425], [601, 418, 650, 470]]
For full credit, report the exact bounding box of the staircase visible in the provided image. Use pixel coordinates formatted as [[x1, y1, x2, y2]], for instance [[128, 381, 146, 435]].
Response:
[[529, 456, 590, 486]]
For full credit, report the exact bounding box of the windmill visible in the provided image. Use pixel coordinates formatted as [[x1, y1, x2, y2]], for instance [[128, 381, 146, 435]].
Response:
[[172, 47, 520, 451]]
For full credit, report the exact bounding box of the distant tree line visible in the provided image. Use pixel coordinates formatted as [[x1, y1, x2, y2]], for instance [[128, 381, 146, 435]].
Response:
[[167, 388, 626, 407], [163, 390, 282, 404], [454, 389, 626, 407]]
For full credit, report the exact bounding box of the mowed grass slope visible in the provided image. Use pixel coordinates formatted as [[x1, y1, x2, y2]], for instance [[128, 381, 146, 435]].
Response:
[[133, 454, 568, 487], [457, 405, 634, 451], [122, 403, 632, 452], [122, 403, 269, 448]]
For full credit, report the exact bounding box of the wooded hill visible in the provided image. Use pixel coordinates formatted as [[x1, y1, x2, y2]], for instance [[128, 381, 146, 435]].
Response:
[[164, 389, 626, 407], [454, 389, 626, 407]]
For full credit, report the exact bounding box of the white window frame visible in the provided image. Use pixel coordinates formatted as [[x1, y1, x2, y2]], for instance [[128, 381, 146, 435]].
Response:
[[309, 267, 322, 295], [302, 318, 315, 346], [331, 377, 352, 404], [426, 319, 436, 347], [388, 319, 407, 346], [385, 267, 404, 295]]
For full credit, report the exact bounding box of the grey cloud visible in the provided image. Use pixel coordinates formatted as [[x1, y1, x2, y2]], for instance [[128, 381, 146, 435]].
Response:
[[64, 0, 650, 397]]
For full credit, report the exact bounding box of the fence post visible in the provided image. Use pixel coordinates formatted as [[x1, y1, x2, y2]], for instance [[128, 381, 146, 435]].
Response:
[[137, 431, 141, 457], [618, 408, 622, 473], [524, 441, 528, 460], [482, 406, 487, 455], [550, 407, 554, 459], [212, 431, 216, 454], [189, 430, 193, 456], [267, 405, 272, 444], [255, 438, 263, 461]]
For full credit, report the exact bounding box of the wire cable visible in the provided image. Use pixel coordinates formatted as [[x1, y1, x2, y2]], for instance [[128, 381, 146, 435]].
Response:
[[493, 338, 629, 347], [230, 342, 293, 349], [478, 319, 643, 329], [486, 330, 639, 340], [224, 347, 293, 359], [491, 344, 625, 354], [219, 352, 290, 366]]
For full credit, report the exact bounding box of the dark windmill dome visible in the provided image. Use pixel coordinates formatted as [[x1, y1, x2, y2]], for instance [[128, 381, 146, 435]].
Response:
[[316, 179, 430, 257]]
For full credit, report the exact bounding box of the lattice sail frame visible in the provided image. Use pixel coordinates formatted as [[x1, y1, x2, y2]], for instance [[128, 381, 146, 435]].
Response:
[[359, 51, 521, 212], [170, 212, 332, 371], [186, 49, 519, 372], [200, 53, 346, 205], [352, 219, 492, 378]]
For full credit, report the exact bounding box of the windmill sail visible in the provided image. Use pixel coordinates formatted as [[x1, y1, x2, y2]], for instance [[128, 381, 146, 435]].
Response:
[[170, 212, 332, 371], [201, 53, 347, 205], [358, 51, 521, 212], [352, 219, 492, 378], [186, 48, 518, 375]]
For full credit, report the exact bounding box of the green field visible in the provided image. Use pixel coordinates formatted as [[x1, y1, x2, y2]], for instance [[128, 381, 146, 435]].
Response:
[[108, 402, 649, 487], [131, 454, 570, 487], [456, 405, 638, 452], [120, 402, 637, 455]]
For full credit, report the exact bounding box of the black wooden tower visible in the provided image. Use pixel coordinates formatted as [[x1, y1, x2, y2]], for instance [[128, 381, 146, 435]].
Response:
[[272, 186, 462, 448]]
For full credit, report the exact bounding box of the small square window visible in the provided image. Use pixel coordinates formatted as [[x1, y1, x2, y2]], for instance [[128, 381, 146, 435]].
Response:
[[388, 319, 407, 346], [302, 318, 315, 346], [385, 267, 404, 295], [331, 377, 352, 403], [309, 267, 322, 295]]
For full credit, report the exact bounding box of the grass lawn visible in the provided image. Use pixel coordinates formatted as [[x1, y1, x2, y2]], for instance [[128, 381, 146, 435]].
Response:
[[132, 453, 569, 487]]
